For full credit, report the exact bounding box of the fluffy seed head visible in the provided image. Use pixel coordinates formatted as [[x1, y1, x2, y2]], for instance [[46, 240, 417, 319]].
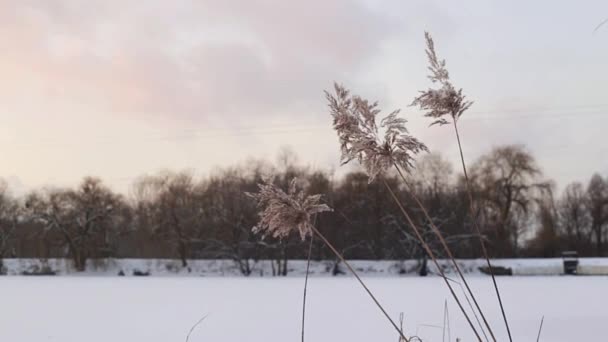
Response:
[[412, 32, 473, 126], [246, 178, 332, 241], [326, 83, 428, 182]]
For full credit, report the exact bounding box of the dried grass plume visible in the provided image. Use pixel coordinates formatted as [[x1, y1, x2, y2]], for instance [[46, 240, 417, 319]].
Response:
[[326, 83, 428, 181], [412, 32, 473, 126], [246, 178, 332, 241]]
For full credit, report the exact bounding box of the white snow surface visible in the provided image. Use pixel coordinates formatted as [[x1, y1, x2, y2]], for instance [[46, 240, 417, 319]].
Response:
[[0, 276, 606, 341]]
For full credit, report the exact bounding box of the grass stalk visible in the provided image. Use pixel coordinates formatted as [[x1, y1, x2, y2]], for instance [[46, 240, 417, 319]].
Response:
[[301, 236, 314, 342], [536, 316, 544, 342], [382, 180, 483, 342], [393, 163, 496, 341], [453, 120, 513, 342], [310, 225, 410, 342]]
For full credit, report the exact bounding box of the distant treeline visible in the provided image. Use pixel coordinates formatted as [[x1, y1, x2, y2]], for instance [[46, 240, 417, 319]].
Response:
[[0, 144, 606, 273]]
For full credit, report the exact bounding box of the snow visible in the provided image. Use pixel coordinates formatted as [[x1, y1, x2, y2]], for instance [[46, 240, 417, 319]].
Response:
[[2, 257, 608, 276], [0, 276, 606, 341]]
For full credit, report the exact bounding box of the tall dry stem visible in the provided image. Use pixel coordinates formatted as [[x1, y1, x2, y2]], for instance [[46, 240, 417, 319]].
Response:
[[454, 121, 512, 341], [383, 180, 482, 341], [536, 316, 545, 342], [413, 31, 512, 341], [310, 225, 410, 342], [394, 162, 495, 341], [301, 235, 313, 342]]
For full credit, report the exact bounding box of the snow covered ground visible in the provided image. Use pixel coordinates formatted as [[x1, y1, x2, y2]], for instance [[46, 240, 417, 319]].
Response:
[[2, 257, 608, 276], [0, 276, 606, 341]]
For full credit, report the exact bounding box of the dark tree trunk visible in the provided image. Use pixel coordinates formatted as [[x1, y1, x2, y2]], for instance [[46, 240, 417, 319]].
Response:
[[418, 255, 428, 277], [595, 227, 603, 256], [178, 241, 188, 267]]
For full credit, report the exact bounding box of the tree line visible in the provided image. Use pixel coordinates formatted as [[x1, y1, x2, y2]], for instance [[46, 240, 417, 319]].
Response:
[[0, 144, 606, 272]]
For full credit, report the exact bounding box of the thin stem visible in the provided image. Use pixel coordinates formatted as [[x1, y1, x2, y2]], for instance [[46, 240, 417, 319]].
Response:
[[393, 164, 496, 342], [185, 315, 208, 342], [453, 120, 512, 342], [301, 236, 314, 342], [399, 313, 406, 342], [443, 300, 450, 342], [454, 278, 490, 342], [382, 180, 482, 342], [310, 225, 410, 342], [536, 316, 544, 342]]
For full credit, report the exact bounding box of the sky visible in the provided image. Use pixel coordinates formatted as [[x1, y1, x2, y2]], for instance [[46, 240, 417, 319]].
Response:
[[0, 0, 607, 195]]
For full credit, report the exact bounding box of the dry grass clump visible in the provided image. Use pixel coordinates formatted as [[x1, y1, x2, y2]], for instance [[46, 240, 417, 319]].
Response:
[[326, 84, 486, 341], [247, 31, 515, 342]]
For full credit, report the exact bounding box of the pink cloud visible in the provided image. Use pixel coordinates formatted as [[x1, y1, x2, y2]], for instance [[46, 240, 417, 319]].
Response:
[[0, 1, 401, 123]]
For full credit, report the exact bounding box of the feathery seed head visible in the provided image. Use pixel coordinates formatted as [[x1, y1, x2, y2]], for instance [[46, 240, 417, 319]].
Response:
[[412, 32, 473, 126], [246, 178, 332, 241], [326, 83, 428, 182]]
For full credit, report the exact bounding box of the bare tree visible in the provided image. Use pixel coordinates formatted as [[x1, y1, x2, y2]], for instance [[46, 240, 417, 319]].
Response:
[[24, 177, 121, 271], [198, 168, 262, 275], [470, 145, 546, 257], [0, 182, 19, 269], [132, 171, 204, 267], [411, 152, 454, 200], [532, 186, 561, 257], [586, 174, 608, 255], [558, 182, 591, 253]]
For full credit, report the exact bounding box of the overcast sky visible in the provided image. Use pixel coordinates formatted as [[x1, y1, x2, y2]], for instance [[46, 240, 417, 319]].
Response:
[[1, 0, 607, 195]]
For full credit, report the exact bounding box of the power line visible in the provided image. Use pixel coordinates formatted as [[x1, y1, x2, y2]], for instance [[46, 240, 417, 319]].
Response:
[[3, 105, 607, 149]]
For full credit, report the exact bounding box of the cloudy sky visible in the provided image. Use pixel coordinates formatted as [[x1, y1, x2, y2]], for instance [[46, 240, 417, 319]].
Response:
[[0, 0, 607, 194]]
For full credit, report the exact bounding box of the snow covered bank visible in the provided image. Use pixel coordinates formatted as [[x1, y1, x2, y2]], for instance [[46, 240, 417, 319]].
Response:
[[2, 257, 608, 276]]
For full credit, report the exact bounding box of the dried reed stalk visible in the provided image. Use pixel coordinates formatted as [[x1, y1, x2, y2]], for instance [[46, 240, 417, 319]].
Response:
[[301, 235, 313, 342], [301, 214, 318, 342], [394, 162, 495, 341], [327, 83, 484, 341], [383, 180, 482, 341], [247, 178, 409, 342], [536, 316, 544, 342], [413, 31, 512, 342]]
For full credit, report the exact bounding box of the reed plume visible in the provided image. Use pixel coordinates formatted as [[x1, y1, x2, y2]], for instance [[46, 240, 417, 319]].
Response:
[[326, 84, 428, 182], [247, 178, 331, 241]]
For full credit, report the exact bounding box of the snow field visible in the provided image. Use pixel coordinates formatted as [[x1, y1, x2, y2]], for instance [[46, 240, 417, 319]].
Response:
[[1, 276, 606, 341]]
